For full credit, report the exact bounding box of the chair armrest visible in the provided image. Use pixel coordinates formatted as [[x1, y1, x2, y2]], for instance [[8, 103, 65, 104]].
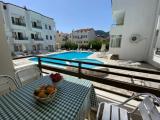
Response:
[[119, 93, 160, 106], [118, 93, 160, 113], [96, 102, 105, 120], [0, 75, 19, 88]]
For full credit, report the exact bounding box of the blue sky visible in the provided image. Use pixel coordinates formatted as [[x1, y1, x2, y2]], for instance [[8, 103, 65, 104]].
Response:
[[3, 0, 113, 33]]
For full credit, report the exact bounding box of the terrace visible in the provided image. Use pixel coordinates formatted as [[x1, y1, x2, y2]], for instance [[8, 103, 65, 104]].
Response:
[[9, 54, 160, 120]]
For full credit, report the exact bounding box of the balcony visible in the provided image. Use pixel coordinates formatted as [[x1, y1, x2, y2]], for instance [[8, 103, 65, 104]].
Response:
[[12, 22, 26, 26], [32, 25, 42, 29], [11, 56, 160, 120], [110, 24, 124, 36], [112, 10, 125, 25], [34, 38, 43, 41], [15, 37, 28, 40]]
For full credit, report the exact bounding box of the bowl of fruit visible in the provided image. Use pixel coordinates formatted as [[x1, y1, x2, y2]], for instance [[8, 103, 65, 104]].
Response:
[[50, 73, 63, 86], [33, 85, 57, 103]]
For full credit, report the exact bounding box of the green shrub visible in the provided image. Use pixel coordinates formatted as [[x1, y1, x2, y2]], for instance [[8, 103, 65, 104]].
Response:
[[63, 41, 78, 50], [89, 39, 110, 51], [89, 40, 102, 50]]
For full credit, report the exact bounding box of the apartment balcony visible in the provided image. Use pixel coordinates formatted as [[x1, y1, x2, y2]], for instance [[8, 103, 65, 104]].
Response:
[[9, 56, 160, 120], [15, 37, 28, 40], [34, 38, 43, 41], [32, 25, 42, 29], [14, 37, 29, 44], [12, 22, 26, 27], [31, 38, 43, 44], [112, 10, 125, 25], [111, 10, 125, 35], [110, 24, 124, 35]]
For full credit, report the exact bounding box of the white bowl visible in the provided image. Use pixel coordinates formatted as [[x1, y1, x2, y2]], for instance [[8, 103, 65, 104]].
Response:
[[34, 88, 57, 103], [53, 78, 64, 86]]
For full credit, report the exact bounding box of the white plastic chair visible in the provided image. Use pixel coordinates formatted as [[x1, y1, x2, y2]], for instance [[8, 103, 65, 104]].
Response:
[[15, 65, 42, 86], [0, 75, 18, 95], [96, 93, 160, 120]]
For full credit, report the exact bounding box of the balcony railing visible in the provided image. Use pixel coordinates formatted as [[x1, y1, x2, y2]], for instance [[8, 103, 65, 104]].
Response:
[[32, 25, 42, 29], [34, 38, 43, 41], [36, 56, 160, 98], [12, 22, 26, 26], [15, 37, 28, 40], [111, 24, 123, 27]]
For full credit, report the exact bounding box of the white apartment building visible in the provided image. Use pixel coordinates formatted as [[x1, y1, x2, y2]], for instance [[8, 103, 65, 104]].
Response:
[[0, 1, 56, 54], [70, 28, 96, 46], [109, 0, 160, 67]]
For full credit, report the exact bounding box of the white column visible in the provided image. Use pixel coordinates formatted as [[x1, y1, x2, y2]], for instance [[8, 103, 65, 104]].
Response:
[[0, 3, 15, 77]]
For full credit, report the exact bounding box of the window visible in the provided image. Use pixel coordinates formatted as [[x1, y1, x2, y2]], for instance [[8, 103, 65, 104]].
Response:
[[50, 36, 52, 40], [35, 34, 38, 39], [14, 44, 19, 52], [12, 32, 24, 40], [15, 18, 20, 24], [3, 5, 7, 10], [46, 35, 48, 40], [32, 22, 37, 27], [17, 32, 23, 39], [49, 26, 51, 30], [45, 24, 47, 29], [11, 17, 15, 24], [14, 44, 22, 52], [31, 34, 34, 39], [12, 32, 17, 39], [110, 35, 122, 48]]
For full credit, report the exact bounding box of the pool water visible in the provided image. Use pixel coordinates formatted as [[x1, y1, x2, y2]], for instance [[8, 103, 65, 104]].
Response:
[[70, 58, 103, 68], [30, 52, 103, 68]]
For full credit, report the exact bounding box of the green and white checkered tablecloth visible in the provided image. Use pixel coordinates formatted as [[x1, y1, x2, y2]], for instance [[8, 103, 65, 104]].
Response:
[[0, 76, 97, 120]]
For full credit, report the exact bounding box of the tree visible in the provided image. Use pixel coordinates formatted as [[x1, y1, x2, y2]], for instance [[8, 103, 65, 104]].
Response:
[[62, 35, 69, 42], [80, 45, 89, 49], [102, 39, 110, 50], [89, 39, 102, 50], [105, 40, 110, 50], [89, 39, 110, 51], [63, 41, 78, 50]]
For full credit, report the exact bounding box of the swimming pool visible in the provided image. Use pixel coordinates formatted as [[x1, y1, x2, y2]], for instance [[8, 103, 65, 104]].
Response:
[[29, 51, 103, 68]]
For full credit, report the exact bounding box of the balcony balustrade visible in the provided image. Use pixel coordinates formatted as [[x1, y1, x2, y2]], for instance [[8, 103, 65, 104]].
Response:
[[34, 38, 43, 41], [15, 37, 28, 40], [12, 22, 26, 26], [33, 56, 160, 98], [32, 25, 42, 29]]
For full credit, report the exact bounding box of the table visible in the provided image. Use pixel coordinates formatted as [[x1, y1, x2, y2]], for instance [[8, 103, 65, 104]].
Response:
[[0, 76, 97, 120]]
